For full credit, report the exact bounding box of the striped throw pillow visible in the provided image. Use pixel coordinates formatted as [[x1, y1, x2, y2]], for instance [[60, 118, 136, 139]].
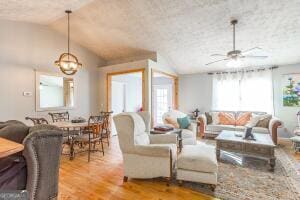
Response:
[[218, 112, 236, 125], [236, 112, 251, 126]]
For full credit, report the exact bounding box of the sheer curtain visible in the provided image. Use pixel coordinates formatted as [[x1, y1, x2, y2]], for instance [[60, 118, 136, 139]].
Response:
[[212, 70, 273, 113]]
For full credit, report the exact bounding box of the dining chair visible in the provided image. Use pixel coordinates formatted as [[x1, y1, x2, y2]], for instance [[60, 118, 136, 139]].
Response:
[[100, 111, 113, 146], [48, 111, 80, 159], [48, 111, 70, 122], [74, 115, 104, 162], [25, 117, 49, 125]]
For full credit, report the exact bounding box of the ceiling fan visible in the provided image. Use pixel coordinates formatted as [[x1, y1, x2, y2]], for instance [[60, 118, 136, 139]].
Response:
[[206, 19, 268, 67]]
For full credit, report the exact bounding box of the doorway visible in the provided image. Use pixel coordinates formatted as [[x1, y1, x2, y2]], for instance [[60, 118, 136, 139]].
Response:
[[107, 69, 145, 135], [152, 70, 178, 126]]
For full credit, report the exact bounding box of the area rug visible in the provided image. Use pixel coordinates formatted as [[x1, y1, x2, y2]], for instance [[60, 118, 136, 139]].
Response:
[[180, 140, 300, 200]]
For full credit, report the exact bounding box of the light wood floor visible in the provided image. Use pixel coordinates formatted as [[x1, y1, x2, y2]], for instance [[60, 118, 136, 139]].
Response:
[[58, 137, 219, 200]]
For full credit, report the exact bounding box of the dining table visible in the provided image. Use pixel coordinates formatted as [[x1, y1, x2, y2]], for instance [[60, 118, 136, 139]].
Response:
[[52, 121, 90, 160], [0, 137, 24, 159]]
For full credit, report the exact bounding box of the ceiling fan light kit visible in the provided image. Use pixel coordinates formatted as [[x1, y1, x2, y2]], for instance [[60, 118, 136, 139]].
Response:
[[206, 19, 268, 67], [55, 10, 82, 75]]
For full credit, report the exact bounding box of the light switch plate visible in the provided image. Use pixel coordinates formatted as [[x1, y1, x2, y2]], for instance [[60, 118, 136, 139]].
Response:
[[23, 92, 32, 97]]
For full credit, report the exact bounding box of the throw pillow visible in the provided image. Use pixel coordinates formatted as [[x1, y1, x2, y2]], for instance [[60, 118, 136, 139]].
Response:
[[219, 112, 236, 125], [211, 112, 220, 125], [177, 116, 190, 129], [165, 116, 179, 128], [246, 114, 270, 127], [256, 115, 272, 128], [205, 112, 213, 124], [236, 112, 251, 126]]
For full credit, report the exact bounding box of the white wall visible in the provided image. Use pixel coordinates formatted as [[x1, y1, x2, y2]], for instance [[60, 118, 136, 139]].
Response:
[[112, 74, 142, 112], [0, 19, 105, 124], [179, 73, 213, 114], [273, 64, 300, 137]]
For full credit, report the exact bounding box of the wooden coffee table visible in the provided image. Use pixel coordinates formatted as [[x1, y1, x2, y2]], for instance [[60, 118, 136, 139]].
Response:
[[215, 130, 276, 171]]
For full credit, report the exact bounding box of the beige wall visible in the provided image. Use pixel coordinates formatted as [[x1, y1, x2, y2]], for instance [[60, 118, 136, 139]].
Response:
[[0, 19, 105, 124]]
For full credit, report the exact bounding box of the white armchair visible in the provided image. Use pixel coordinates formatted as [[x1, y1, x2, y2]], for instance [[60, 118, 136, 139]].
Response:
[[162, 110, 197, 145], [113, 112, 177, 184]]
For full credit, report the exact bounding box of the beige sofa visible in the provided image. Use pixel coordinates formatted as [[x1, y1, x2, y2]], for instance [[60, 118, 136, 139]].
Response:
[[162, 110, 197, 145], [198, 111, 282, 144], [113, 112, 177, 184]]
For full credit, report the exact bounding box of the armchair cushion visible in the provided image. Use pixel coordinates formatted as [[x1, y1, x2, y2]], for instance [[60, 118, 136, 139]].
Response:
[[187, 122, 197, 133], [149, 134, 177, 144]]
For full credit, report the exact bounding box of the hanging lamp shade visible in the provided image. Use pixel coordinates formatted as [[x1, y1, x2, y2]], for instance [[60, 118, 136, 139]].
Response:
[[55, 10, 82, 75]]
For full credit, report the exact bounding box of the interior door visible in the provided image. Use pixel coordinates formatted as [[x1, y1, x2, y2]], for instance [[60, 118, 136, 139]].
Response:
[[111, 81, 126, 135], [153, 84, 173, 125]]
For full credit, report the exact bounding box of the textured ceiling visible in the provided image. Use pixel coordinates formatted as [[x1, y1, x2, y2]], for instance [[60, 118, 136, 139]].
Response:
[[0, 0, 94, 24], [3, 0, 300, 74]]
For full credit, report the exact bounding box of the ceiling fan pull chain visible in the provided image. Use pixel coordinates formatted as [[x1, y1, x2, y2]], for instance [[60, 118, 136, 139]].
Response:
[[233, 22, 235, 51]]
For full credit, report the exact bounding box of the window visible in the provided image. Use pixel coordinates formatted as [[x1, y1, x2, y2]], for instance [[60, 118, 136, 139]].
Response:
[[212, 70, 273, 113], [156, 88, 169, 124]]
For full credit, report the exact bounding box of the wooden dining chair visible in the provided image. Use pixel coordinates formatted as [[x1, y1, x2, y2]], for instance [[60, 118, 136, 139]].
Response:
[[48, 111, 70, 122], [74, 115, 104, 162], [100, 111, 113, 146], [25, 117, 49, 125]]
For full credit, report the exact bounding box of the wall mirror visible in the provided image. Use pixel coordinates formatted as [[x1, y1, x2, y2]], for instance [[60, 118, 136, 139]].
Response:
[[36, 71, 75, 111]]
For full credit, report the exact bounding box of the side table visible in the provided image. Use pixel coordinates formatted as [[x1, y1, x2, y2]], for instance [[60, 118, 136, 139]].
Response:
[[150, 129, 183, 152], [290, 136, 300, 152]]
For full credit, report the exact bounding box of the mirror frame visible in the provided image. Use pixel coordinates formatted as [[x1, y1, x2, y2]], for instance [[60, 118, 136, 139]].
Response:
[[35, 71, 76, 112]]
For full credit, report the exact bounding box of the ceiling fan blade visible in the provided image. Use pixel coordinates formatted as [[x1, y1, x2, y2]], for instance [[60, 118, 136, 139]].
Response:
[[241, 55, 268, 59], [242, 47, 263, 54], [205, 58, 229, 65], [210, 54, 227, 57]]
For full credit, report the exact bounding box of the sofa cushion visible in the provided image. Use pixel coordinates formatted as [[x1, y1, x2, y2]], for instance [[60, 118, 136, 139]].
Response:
[[205, 124, 269, 134], [178, 144, 218, 173], [219, 112, 236, 125], [252, 127, 269, 134], [206, 124, 236, 132]]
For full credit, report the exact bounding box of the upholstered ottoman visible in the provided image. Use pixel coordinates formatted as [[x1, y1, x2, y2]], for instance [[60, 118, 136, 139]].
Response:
[[177, 144, 218, 190]]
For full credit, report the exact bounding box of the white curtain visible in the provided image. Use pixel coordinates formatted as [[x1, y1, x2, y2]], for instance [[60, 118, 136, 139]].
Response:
[[212, 70, 273, 113]]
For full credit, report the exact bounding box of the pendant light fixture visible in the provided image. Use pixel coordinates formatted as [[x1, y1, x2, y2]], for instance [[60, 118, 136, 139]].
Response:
[[55, 10, 82, 75]]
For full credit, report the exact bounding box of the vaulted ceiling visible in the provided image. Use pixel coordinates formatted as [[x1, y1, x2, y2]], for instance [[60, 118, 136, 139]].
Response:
[[1, 0, 300, 74]]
